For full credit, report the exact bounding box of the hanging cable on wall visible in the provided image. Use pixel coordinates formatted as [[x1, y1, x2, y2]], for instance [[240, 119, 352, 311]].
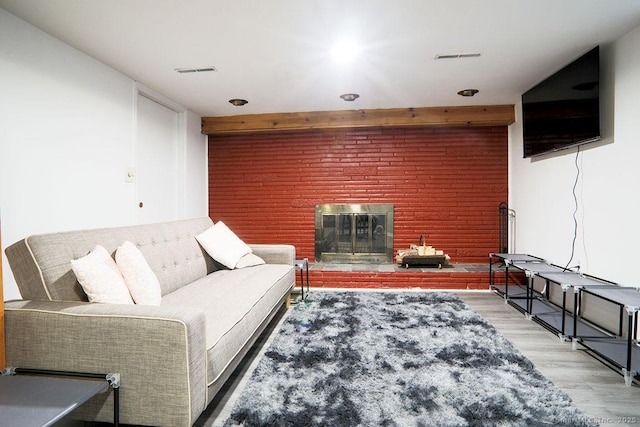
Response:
[[579, 150, 589, 272], [564, 146, 581, 271]]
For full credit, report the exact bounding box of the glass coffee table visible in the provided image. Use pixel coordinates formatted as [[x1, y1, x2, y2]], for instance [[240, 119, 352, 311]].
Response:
[[0, 367, 120, 427]]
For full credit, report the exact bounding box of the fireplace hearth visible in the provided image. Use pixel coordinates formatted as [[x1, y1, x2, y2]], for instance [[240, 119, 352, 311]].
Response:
[[315, 204, 394, 263]]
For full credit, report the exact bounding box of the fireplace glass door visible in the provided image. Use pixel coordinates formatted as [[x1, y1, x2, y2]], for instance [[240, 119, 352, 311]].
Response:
[[315, 204, 393, 263]]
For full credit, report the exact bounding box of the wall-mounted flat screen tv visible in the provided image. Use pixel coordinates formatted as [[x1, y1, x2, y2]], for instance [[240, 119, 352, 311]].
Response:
[[522, 46, 600, 158]]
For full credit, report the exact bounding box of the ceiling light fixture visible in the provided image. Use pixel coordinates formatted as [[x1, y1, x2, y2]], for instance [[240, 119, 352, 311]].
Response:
[[330, 41, 360, 64], [340, 93, 360, 102], [228, 98, 248, 106], [457, 89, 479, 97]]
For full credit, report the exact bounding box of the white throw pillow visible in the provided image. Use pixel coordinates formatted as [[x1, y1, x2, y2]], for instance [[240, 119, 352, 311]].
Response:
[[70, 245, 134, 304], [235, 253, 266, 269], [195, 221, 252, 269], [115, 241, 162, 306]]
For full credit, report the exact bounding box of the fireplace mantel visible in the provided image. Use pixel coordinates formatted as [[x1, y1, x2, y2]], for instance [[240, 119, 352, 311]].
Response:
[[202, 105, 515, 135]]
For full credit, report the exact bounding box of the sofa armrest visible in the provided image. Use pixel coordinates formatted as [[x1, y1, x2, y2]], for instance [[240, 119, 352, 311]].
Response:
[[249, 244, 295, 266], [4, 299, 207, 427]]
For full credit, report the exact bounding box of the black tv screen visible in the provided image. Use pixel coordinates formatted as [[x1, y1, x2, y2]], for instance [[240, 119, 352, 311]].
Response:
[[522, 46, 601, 158]]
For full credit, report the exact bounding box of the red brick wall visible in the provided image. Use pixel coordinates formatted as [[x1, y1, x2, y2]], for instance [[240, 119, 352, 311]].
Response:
[[208, 126, 508, 264], [307, 270, 492, 291]]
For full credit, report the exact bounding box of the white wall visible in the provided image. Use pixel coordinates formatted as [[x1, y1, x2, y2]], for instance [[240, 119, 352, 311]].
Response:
[[184, 109, 209, 216], [510, 24, 640, 286], [0, 9, 208, 301]]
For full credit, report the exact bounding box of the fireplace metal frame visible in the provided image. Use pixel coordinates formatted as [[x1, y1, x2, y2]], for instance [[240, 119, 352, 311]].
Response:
[[315, 204, 394, 263]]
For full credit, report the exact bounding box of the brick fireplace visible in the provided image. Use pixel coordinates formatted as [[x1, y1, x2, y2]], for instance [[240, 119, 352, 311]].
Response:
[[208, 125, 508, 288]]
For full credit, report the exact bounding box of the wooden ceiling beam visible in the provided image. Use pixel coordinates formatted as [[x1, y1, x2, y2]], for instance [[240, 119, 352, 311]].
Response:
[[201, 104, 515, 135]]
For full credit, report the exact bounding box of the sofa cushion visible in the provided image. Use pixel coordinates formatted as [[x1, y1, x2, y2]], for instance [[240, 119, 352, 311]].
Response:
[[161, 263, 295, 385], [195, 221, 251, 269], [116, 241, 162, 306], [70, 245, 134, 304], [235, 253, 266, 269]]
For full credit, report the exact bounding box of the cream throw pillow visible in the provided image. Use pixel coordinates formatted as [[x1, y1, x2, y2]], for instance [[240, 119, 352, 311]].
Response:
[[116, 241, 162, 306], [195, 221, 252, 269], [235, 253, 266, 269], [70, 245, 134, 304]]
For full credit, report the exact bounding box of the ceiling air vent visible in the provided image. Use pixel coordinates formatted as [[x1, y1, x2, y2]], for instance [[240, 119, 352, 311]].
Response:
[[435, 53, 482, 60], [175, 66, 218, 73]]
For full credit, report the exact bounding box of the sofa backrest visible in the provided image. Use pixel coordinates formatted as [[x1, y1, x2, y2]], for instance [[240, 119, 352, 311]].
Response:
[[5, 217, 217, 301]]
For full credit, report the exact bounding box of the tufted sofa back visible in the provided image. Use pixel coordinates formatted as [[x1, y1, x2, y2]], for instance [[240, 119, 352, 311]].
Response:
[[5, 217, 217, 301]]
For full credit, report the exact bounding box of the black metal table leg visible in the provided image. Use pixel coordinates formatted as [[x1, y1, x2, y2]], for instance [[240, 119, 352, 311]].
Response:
[[571, 286, 579, 340], [504, 261, 510, 301], [625, 307, 636, 386]]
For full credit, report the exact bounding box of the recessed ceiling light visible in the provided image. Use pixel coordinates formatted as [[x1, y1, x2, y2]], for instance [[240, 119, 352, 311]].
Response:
[[457, 89, 479, 97], [229, 98, 248, 106], [340, 93, 360, 102]]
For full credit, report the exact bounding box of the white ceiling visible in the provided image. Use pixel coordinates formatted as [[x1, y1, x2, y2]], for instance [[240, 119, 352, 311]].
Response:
[[2, 0, 640, 117]]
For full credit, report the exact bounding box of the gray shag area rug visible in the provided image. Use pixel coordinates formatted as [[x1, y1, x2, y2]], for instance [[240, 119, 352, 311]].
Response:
[[224, 292, 597, 427]]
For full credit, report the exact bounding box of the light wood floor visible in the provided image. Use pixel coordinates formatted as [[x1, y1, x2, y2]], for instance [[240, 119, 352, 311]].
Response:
[[459, 291, 640, 426], [196, 291, 640, 427]]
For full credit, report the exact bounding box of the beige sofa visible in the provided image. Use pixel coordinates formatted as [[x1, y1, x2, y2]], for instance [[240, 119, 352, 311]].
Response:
[[3, 216, 295, 426]]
